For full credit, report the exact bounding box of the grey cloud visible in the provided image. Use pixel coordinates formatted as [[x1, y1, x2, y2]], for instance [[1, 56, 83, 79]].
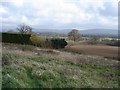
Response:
[[98, 2, 117, 17]]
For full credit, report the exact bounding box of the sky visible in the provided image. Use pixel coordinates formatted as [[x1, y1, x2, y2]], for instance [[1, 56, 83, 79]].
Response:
[[0, 0, 119, 31]]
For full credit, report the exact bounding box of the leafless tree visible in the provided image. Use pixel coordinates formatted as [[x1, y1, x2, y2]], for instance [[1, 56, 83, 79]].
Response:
[[17, 23, 32, 34], [68, 29, 81, 41]]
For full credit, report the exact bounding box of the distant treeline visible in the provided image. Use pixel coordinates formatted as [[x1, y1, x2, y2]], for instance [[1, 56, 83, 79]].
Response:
[[81, 34, 119, 39]]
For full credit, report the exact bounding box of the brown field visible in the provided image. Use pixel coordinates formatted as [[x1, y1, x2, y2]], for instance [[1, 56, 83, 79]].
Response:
[[65, 44, 119, 60]]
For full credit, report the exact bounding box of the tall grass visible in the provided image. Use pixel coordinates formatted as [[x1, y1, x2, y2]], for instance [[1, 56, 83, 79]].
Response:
[[2, 43, 119, 88]]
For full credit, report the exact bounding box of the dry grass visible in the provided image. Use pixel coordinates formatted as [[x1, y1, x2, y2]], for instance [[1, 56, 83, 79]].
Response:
[[2, 43, 119, 68], [2, 43, 120, 88]]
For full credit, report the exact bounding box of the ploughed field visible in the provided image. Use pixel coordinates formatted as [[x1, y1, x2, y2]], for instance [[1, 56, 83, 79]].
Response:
[[1, 43, 120, 88], [65, 44, 118, 60]]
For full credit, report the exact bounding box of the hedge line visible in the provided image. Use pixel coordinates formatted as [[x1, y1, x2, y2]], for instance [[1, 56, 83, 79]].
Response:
[[1, 32, 68, 49], [2, 32, 32, 44]]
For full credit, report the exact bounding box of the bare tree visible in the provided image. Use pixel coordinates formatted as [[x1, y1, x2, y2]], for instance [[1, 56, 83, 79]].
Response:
[[17, 23, 32, 34], [68, 29, 81, 41]]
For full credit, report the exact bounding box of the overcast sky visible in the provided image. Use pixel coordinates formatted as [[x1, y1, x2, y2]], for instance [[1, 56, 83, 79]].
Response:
[[0, 0, 119, 31]]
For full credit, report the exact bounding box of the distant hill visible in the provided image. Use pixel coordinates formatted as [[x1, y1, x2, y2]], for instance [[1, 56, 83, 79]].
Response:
[[80, 29, 118, 37], [37, 32, 67, 37], [3, 28, 118, 37], [34, 28, 118, 36], [33, 29, 70, 34]]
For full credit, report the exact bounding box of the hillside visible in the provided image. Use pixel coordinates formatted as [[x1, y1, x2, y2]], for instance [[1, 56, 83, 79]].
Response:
[[2, 43, 119, 88], [80, 29, 118, 37]]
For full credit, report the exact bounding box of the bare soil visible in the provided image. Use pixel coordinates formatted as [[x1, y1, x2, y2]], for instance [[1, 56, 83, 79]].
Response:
[[65, 44, 119, 60]]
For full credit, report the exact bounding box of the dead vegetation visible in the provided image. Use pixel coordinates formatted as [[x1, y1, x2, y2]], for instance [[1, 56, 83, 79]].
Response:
[[2, 43, 119, 68], [2, 43, 120, 88]]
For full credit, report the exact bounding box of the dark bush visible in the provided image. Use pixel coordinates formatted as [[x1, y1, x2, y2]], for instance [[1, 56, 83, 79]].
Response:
[[103, 39, 120, 46], [51, 38, 67, 49], [2, 32, 32, 45]]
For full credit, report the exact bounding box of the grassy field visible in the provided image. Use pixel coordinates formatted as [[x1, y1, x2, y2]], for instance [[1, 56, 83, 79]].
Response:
[[1, 43, 120, 88], [65, 43, 118, 60]]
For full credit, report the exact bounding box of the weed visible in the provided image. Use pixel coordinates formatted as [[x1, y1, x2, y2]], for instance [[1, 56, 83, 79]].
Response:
[[2, 53, 13, 66]]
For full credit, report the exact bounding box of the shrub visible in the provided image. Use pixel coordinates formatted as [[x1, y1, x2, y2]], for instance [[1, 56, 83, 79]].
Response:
[[44, 39, 52, 48], [18, 44, 36, 51], [106, 39, 120, 46], [100, 39, 120, 46], [51, 38, 67, 49], [30, 35, 67, 49], [30, 34, 45, 47], [30, 36, 67, 49]]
